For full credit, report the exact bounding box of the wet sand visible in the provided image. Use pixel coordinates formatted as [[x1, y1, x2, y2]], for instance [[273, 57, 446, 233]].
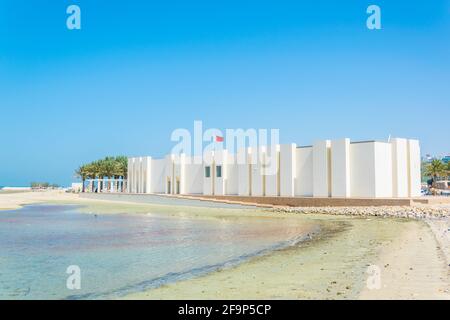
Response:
[[1, 191, 449, 299], [126, 217, 449, 300]]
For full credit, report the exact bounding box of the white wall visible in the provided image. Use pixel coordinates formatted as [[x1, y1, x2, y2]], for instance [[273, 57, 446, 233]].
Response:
[[127, 158, 132, 192], [214, 150, 227, 195], [150, 158, 165, 193], [127, 158, 134, 193], [146, 157, 152, 193], [407, 139, 421, 197], [250, 147, 264, 196], [172, 154, 185, 194], [184, 156, 203, 194], [128, 137, 420, 199], [142, 156, 151, 194], [280, 144, 296, 197], [237, 148, 250, 196], [313, 140, 331, 197], [265, 145, 279, 196], [138, 157, 143, 193], [391, 138, 408, 197], [226, 154, 239, 195], [127, 157, 151, 193], [202, 150, 228, 195], [164, 155, 174, 194], [349, 142, 376, 197], [374, 142, 393, 197], [295, 147, 313, 196], [331, 139, 351, 197]]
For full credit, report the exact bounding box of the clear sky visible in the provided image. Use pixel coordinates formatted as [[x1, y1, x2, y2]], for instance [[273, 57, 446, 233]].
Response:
[[0, 0, 449, 186]]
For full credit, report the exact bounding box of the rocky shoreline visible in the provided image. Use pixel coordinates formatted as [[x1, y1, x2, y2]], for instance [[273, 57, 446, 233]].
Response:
[[272, 205, 450, 219], [274, 204, 450, 272]]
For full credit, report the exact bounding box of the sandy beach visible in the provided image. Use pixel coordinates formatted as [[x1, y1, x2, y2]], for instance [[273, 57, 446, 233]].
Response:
[[1, 190, 449, 300]]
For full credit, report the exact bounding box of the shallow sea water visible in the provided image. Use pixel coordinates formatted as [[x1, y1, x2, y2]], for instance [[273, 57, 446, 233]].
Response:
[[0, 204, 318, 299]]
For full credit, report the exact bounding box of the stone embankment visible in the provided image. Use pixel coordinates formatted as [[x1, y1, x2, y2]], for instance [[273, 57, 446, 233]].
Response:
[[272, 205, 450, 219]]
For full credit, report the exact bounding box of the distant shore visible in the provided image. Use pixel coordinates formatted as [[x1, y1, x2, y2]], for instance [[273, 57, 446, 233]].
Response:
[[1, 190, 449, 299]]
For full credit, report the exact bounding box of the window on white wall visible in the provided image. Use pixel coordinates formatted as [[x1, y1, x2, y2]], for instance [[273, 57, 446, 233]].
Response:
[[216, 166, 222, 178], [205, 166, 211, 178]]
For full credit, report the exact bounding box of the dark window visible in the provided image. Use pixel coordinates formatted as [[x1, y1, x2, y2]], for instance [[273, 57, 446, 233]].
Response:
[[216, 165, 222, 178], [205, 166, 211, 178]]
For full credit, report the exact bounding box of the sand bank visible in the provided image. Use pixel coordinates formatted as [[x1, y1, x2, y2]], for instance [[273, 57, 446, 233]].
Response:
[[125, 216, 449, 300]]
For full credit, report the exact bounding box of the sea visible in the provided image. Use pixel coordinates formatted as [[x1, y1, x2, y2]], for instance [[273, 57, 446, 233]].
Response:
[[0, 204, 316, 299]]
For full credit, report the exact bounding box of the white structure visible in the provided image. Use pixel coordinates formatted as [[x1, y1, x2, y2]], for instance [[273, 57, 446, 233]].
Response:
[[127, 138, 421, 198], [84, 178, 127, 193]]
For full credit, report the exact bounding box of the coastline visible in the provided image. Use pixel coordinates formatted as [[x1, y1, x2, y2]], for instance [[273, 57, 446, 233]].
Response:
[[1, 191, 449, 299], [126, 217, 449, 300]]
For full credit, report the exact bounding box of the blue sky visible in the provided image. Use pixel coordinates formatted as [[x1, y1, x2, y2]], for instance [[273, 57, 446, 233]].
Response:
[[0, 0, 449, 186]]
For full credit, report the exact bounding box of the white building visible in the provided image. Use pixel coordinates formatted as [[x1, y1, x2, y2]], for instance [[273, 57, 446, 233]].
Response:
[[127, 138, 421, 198]]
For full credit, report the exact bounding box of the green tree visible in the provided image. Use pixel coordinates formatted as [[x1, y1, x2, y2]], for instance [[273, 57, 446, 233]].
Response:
[[113, 156, 127, 192], [30, 182, 51, 189], [101, 157, 117, 190], [114, 156, 128, 178], [75, 165, 88, 192], [424, 159, 447, 182], [74, 156, 128, 192]]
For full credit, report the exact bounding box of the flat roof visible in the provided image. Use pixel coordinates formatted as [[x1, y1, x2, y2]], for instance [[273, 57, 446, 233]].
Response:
[[296, 140, 380, 148]]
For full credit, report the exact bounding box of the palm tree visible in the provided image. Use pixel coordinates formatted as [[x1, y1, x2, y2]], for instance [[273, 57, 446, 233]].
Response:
[[89, 160, 104, 192], [115, 156, 128, 177], [84, 162, 98, 192], [447, 161, 450, 179], [75, 165, 88, 192], [424, 159, 447, 183], [112, 156, 127, 191], [75, 156, 128, 192], [101, 157, 117, 191]]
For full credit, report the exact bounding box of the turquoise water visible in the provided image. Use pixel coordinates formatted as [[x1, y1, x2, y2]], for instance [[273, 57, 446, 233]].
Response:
[[0, 204, 316, 299]]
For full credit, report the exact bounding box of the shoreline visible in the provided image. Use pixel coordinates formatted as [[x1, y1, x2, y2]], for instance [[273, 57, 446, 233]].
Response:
[[126, 216, 449, 300], [1, 191, 449, 299]]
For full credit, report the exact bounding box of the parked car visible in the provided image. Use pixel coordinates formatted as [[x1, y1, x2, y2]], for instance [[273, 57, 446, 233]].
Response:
[[434, 180, 450, 190]]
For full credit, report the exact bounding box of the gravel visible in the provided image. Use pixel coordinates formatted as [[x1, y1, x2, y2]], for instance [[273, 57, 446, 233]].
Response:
[[272, 205, 450, 219]]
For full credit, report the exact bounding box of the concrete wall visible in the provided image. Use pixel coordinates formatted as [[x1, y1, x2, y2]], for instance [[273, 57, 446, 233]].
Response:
[[202, 150, 228, 195], [143, 156, 151, 193], [127, 158, 134, 193], [184, 156, 203, 194], [313, 140, 331, 197], [150, 158, 166, 193], [407, 139, 421, 197], [391, 138, 409, 197], [295, 147, 313, 197], [349, 142, 376, 197], [127, 156, 151, 194], [374, 142, 393, 197], [214, 150, 227, 195], [128, 137, 421, 199], [250, 147, 264, 196], [331, 139, 351, 197], [226, 154, 239, 195], [237, 148, 251, 196], [163, 155, 173, 194], [265, 145, 279, 196], [280, 144, 296, 197], [172, 154, 185, 195]]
